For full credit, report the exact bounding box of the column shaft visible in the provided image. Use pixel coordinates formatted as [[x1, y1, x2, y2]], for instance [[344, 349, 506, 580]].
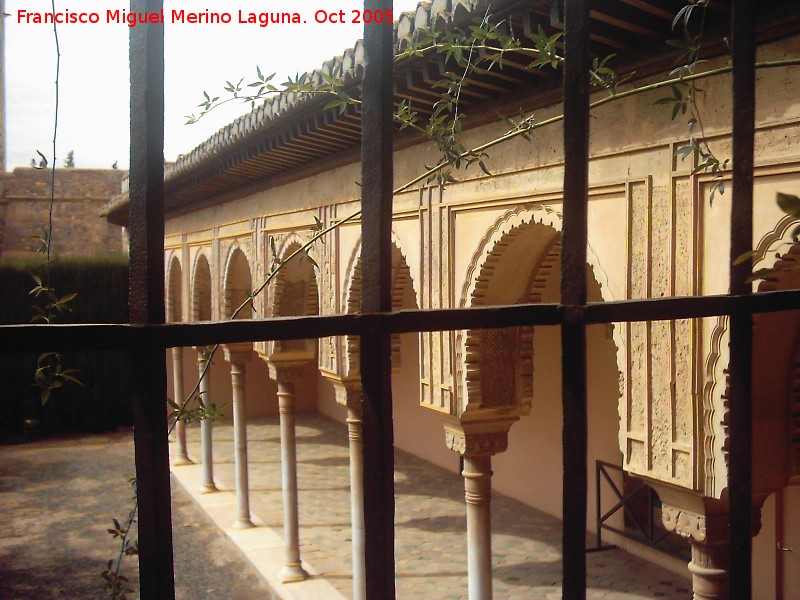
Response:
[[277, 377, 308, 582], [463, 455, 493, 600], [198, 353, 216, 493], [230, 361, 253, 528], [170, 348, 191, 465], [347, 403, 366, 600]]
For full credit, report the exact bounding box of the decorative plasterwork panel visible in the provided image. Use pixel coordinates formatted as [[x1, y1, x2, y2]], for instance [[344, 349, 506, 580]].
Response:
[[318, 207, 338, 372], [622, 176, 698, 489], [419, 186, 454, 412]]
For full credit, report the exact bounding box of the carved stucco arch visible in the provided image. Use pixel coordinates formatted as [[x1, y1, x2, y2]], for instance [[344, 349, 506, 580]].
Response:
[[269, 236, 320, 356], [756, 234, 800, 486], [342, 234, 419, 377], [702, 315, 729, 498], [456, 203, 625, 420], [702, 215, 800, 497], [786, 326, 800, 484], [191, 249, 213, 322], [221, 241, 255, 320], [166, 252, 183, 323]]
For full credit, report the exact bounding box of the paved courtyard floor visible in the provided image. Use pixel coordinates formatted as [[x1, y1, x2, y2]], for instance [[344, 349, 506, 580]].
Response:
[[176, 413, 691, 599]]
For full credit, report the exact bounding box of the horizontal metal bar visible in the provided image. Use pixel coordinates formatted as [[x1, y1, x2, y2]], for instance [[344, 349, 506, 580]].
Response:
[[0, 305, 560, 352], [582, 288, 800, 322], [3, 288, 800, 353]]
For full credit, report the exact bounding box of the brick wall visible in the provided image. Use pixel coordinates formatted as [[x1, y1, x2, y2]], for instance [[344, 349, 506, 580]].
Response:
[[0, 168, 127, 258]]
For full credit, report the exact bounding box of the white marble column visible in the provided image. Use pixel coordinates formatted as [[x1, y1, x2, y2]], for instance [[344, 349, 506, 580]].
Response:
[[275, 369, 309, 583], [346, 397, 366, 600], [198, 349, 217, 493], [170, 347, 191, 465], [463, 454, 493, 600], [445, 425, 510, 600], [227, 348, 253, 528]]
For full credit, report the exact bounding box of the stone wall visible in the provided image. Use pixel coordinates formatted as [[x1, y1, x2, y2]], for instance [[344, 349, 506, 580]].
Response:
[[0, 167, 127, 258]]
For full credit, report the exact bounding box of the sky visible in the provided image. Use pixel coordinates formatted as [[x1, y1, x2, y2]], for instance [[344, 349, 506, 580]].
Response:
[[5, 0, 422, 170]]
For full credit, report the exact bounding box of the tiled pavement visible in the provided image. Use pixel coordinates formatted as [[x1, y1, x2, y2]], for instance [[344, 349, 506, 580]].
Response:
[[176, 414, 691, 599]]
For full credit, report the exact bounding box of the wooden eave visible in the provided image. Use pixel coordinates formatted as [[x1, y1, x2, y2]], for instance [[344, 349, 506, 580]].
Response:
[[104, 0, 797, 227]]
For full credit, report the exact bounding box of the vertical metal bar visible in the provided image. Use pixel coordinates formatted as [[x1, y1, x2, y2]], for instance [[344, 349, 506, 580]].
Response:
[[359, 0, 395, 597], [561, 0, 590, 597], [728, 0, 756, 594], [0, 0, 5, 172], [595, 462, 601, 548], [129, 0, 175, 597]]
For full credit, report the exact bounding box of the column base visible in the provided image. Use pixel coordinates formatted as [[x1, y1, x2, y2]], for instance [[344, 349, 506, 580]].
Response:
[[200, 483, 218, 494], [279, 563, 309, 583], [232, 517, 255, 529], [171, 454, 193, 466]]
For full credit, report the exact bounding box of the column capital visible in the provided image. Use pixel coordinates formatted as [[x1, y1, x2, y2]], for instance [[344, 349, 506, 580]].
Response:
[[655, 487, 767, 600], [327, 376, 361, 408], [222, 343, 254, 364], [655, 485, 766, 540], [446, 430, 507, 456], [442, 414, 515, 457], [194, 345, 215, 364], [661, 504, 724, 543], [263, 351, 313, 382]]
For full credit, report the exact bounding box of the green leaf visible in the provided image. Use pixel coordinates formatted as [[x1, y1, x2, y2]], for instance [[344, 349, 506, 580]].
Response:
[[747, 267, 778, 282], [777, 192, 800, 219], [733, 250, 755, 265]]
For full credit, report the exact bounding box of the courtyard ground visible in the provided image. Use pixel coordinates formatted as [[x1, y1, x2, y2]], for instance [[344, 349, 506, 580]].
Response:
[[0, 429, 273, 599], [177, 414, 693, 600]]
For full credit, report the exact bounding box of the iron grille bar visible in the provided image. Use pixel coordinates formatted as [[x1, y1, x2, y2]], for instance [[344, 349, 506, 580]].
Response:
[[561, 0, 590, 597], [359, 0, 396, 597], [5, 288, 800, 353], [128, 0, 175, 597], [0, 4, 792, 596], [728, 0, 756, 593]]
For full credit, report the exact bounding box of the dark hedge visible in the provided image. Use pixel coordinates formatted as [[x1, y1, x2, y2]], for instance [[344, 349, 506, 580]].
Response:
[[0, 255, 132, 441]]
